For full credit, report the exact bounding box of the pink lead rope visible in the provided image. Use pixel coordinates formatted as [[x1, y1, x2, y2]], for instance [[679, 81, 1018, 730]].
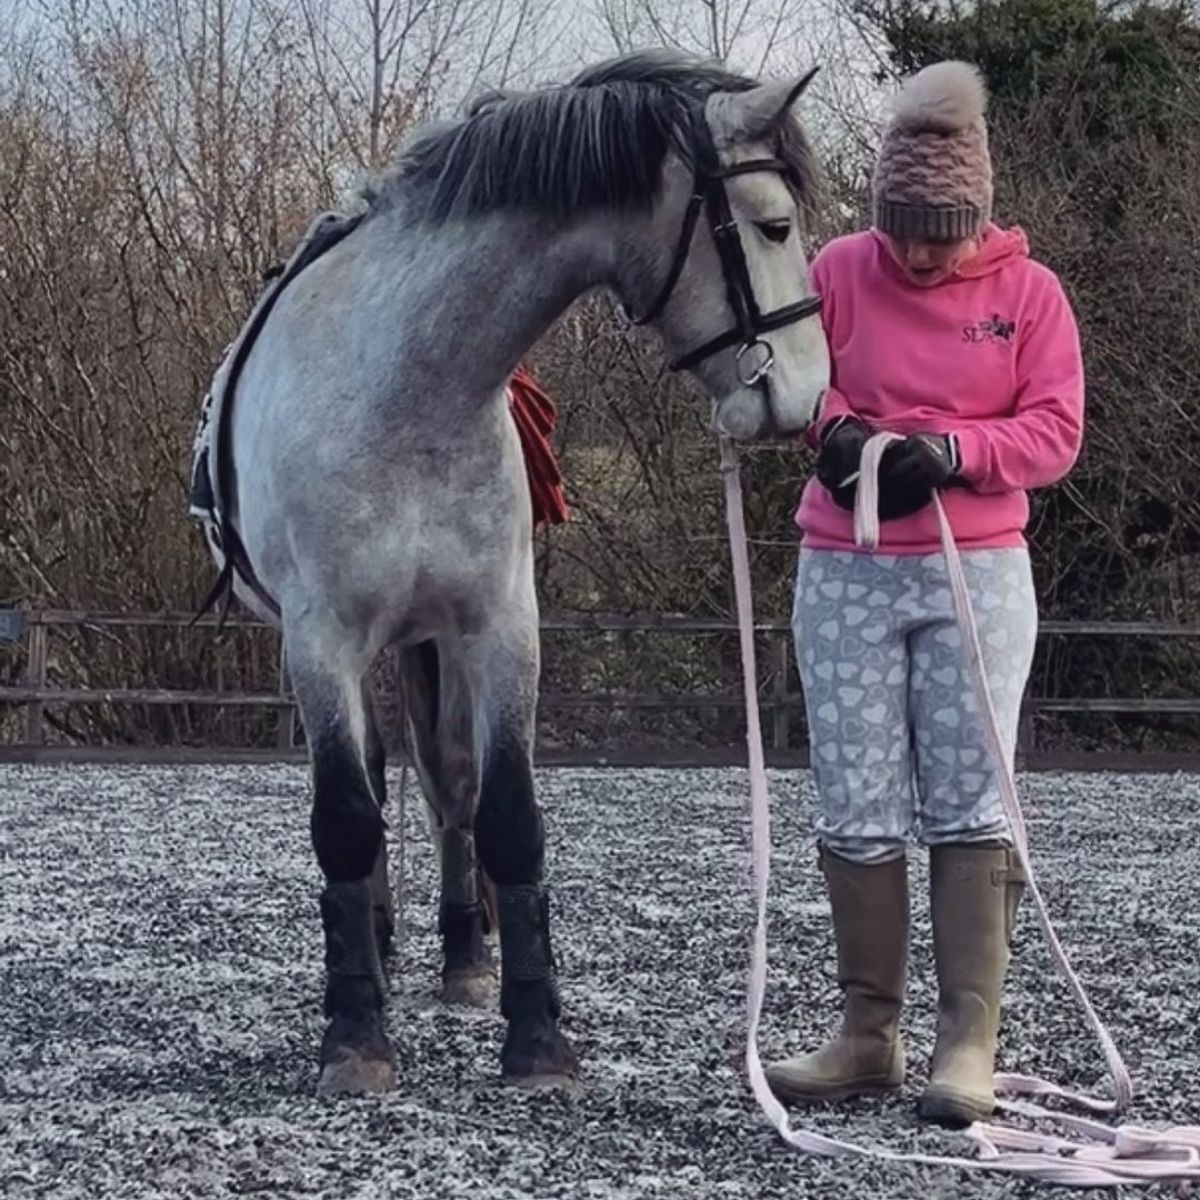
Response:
[[720, 433, 1200, 1186]]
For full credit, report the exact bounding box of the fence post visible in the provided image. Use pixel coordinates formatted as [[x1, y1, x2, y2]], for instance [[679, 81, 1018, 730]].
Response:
[[24, 622, 48, 744], [276, 637, 293, 750], [773, 631, 790, 751], [1016, 691, 1035, 769]]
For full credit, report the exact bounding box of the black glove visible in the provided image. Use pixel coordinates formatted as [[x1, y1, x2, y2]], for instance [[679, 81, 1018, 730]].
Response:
[[815, 416, 869, 512], [876, 433, 961, 520]]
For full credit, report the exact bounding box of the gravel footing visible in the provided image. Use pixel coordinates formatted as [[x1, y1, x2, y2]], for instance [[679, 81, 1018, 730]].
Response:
[[1, 764, 1197, 1199]]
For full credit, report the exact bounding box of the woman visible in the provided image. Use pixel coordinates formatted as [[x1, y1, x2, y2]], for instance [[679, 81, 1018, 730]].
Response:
[[766, 60, 1084, 1127]]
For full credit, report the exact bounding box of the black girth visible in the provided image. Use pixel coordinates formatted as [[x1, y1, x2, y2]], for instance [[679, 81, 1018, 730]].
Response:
[[192, 212, 365, 627]]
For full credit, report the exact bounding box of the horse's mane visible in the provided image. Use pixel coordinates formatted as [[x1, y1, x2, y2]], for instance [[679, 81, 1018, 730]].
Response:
[[361, 49, 820, 223]]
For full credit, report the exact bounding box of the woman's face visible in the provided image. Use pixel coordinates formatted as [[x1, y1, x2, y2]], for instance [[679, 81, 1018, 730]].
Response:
[[886, 234, 980, 286]]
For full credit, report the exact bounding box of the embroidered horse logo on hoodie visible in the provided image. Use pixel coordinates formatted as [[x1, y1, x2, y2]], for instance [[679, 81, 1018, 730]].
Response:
[[964, 313, 1016, 344]]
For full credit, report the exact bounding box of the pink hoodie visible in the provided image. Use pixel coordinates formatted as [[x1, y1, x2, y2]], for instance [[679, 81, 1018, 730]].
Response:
[[795, 224, 1085, 554]]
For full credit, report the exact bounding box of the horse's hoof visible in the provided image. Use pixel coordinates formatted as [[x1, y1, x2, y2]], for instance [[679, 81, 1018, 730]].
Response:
[[441, 966, 497, 1008], [318, 1011, 396, 1096], [508, 1069, 583, 1095], [440, 902, 493, 1003], [501, 1022, 580, 1091], [317, 1050, 397, 1096]]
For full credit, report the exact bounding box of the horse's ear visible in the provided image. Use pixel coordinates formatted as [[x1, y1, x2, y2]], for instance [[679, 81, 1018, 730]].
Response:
[[712, 68, 820, 142], [780, 66, 821, 118]]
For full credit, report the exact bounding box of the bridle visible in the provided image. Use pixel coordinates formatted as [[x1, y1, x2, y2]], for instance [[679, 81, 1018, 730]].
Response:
[[625, 102, 823, 400]]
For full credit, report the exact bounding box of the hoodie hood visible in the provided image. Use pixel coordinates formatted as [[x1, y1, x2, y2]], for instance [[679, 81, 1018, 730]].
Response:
[[874, 222, 1030, 285]]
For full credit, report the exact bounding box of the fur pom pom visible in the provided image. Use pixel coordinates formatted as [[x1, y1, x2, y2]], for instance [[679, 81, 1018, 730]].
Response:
[[891, 61, 987, 133]]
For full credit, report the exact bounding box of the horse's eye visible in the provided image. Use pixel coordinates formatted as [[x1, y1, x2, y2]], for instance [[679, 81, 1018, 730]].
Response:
[[756, 219, 791, 244]]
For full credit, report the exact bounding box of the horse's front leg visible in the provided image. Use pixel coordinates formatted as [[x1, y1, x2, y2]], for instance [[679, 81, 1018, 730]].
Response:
[[289, 624, 396, 1095], [472, 622, 579, 1089]]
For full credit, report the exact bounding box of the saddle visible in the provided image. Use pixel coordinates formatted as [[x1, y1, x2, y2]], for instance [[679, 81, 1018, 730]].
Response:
[[507, 367, 569, 531]]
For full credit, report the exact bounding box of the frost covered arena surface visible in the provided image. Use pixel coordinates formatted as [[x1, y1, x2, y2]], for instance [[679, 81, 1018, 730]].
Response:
[[1, 764, 1197, 1200]]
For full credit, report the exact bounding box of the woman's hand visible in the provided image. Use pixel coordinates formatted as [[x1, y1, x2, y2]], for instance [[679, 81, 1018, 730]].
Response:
[[816, 416, 869, 512], [876, 433, 961, 519]]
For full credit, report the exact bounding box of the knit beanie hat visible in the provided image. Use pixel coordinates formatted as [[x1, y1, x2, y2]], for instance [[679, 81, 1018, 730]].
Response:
[[872, 61, 992, 242]]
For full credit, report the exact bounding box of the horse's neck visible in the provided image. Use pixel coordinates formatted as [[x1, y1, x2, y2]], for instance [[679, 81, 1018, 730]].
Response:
[[368, 204, 618, 396]]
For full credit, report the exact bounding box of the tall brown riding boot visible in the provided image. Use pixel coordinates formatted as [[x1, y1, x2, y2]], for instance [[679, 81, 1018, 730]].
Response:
[[766, 848, 909, 1104], [919, 842, 1025, 1127]]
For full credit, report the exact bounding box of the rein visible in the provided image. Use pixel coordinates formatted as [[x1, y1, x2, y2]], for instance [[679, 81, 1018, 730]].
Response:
[[720, 432, 1200, 1186]]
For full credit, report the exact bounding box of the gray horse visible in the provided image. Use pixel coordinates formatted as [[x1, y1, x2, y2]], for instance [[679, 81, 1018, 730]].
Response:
[[194, 49, 830, 1096]]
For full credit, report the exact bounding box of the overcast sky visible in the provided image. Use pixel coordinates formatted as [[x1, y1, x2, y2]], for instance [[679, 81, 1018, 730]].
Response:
[[1, 0, 890, 152]]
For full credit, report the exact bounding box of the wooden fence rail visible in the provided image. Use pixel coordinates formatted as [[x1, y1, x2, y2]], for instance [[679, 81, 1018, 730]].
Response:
[[2, 609, 1199, 769]]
